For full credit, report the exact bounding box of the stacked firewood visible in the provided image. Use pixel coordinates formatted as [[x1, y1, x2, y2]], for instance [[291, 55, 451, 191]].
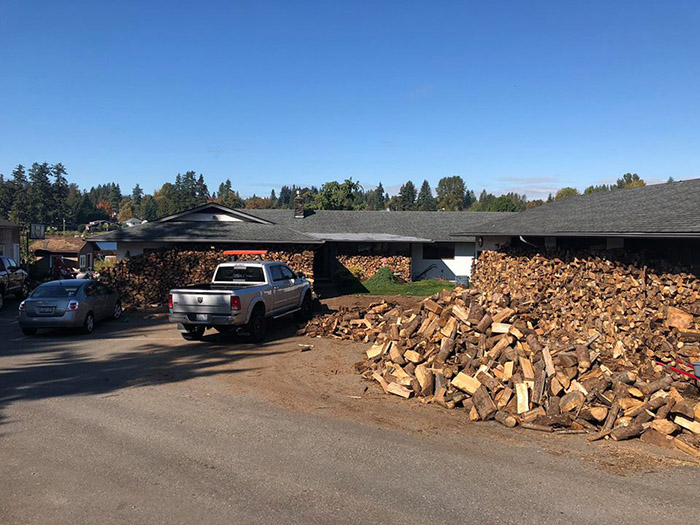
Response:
[[303, 286, 700, 456], [336, 255, 412, 281], [101, 248, 315, 308]]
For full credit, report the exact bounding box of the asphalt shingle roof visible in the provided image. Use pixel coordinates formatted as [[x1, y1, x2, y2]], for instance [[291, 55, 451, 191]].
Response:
[[464, 179, 700, 238], [240, 210, 512, 242], [90, 221, 323, 244]]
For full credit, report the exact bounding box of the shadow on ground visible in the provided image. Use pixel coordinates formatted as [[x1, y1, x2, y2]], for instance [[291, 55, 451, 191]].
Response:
[[0, 299, 306, 429]]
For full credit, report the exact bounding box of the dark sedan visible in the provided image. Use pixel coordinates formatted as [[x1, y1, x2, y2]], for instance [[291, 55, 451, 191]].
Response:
[[18, 280, 121, 336]]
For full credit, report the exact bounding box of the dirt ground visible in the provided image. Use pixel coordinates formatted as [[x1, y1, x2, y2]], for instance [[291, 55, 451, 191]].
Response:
[[155, 294, 700, 477]]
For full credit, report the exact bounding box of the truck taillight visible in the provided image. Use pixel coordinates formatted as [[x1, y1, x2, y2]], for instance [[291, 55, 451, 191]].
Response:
[[68, 300, 79, 311], [168, 294, 173, 309], [230, 296, 241, 311]]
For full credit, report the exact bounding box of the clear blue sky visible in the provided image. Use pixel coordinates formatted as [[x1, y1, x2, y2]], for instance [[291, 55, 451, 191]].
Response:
[[1, 1, 699, 199]]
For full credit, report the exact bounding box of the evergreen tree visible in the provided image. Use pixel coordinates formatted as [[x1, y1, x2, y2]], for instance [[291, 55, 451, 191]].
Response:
[[278, 185, 293, 208], [51, 163, 69, 224], [415, 180, 436, 211], [0, 175, 11, 218], [195, 174, 209, 205], [132, 184, 143, 205], [140, 195, 159, 221], [365, 183, 387, 210], [396, 180, 417, 210], [28, 162, 53, 224]]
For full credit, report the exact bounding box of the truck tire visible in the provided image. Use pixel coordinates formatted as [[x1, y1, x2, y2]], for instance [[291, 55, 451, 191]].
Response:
[[182, 324, 205, 340], [294, 292, 313, 322], [247, 305, 266, 343]]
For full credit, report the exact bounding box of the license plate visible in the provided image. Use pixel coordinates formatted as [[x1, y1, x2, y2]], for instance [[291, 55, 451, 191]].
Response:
[[195, 314, 209, 322], [40, 307, 53, 313]]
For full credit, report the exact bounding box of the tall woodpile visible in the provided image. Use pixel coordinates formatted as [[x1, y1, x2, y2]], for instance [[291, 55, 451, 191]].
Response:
[[302, 272, 700, 455], [100, 247, 315, 308], [336, 255, 412, 281]]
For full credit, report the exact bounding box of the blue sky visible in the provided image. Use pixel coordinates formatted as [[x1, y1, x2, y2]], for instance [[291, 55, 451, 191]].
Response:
[[1, 1, 699, 199]]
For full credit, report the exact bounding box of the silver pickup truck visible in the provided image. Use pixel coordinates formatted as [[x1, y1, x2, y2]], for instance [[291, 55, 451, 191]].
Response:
[[168, 261, 312, 342]]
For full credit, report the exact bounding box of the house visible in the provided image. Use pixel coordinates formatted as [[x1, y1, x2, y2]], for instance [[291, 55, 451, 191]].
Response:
[[0, 219, 21, 262], [30, 236, 96, 276], [124, 217, 146, 228], [88, 198, 513, 282], [460, 178, 700, 268]]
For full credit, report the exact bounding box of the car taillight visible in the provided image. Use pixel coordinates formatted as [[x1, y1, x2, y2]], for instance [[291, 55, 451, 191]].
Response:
[[230, 296, 241, 311], [168, 294, 173, 309], [18, 301, 25, 311], [68, 300, 79, 311]]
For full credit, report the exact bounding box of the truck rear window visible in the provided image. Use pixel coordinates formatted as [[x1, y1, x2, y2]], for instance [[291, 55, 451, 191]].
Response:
[[214, 266, 264, 283]]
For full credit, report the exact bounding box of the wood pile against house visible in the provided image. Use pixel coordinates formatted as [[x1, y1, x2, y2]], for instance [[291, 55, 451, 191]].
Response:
[[302, 283, 700, 456], [100, 247, 315, 308], [336, 255, 411, 281]]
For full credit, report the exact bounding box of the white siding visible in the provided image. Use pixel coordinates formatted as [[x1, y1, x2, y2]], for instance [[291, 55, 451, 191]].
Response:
[[411, 242, 475, 282], [179, 212, 242, 222]]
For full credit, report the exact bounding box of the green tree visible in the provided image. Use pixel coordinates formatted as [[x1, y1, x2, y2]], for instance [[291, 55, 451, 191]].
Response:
[[364, 183, 387, 210], [51, 163, 69, 225], [132, 184, 143, 205], [555, 187, 580, 200], [615, 173, 645, 189], [217, 179, 245, 208], [28, 162, 53, 224], [584, 184, 610, 194], [396, 180, 417, 210], [314, 178, 362, 210], [436, 176, 466, 210], [415, 180, 436, 211], [0, 175, 11, 218], [140, 195, 159, 221]]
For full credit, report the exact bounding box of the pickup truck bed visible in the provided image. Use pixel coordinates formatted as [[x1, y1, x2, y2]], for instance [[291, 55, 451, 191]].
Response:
[[168, 261, 312, 342]]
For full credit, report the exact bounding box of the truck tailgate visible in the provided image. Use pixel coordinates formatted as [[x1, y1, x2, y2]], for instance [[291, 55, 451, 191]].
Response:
[[172, 290, 232, 315]]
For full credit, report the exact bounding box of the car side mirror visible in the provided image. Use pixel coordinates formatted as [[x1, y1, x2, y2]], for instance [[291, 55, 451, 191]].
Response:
[[297, 272, 305, 279]]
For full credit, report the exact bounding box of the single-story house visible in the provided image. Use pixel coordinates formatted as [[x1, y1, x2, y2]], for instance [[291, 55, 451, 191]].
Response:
[[0, 219, 21, 262], [124, 217, 146, 228], [30, 236, 96, 276], [459, 178, 700, 268], [88, 199, 513, 282]]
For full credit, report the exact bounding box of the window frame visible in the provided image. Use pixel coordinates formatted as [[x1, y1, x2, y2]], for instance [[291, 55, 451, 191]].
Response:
[[422, 243, 455, 261]]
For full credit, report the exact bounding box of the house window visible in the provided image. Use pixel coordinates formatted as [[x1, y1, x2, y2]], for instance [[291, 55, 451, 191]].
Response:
[[79, 255, 86, 268], [422, 243, 455, 260]]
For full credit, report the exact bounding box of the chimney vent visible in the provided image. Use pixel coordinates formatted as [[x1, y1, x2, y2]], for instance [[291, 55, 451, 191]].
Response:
[[294, 190, 305, 219]]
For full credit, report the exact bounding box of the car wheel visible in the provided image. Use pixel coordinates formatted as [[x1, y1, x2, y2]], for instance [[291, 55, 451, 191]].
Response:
[[83, 312, 95, 334], [181, 325, 205, 341], [22, 327, 37, 336], [247, 308, 266, 343], [15, 283, 29, 300], [113, 300, 122, 320], [294, 292, 313, 322]]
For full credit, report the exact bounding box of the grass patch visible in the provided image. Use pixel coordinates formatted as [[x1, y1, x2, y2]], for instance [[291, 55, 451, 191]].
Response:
[[358, 267, 455, 297]]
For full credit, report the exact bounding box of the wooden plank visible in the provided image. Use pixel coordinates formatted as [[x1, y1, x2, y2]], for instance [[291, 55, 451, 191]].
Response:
[[387, 382, 413, 399], [491, 323, 511, 334], [541, 346, 556, 377], [674, 415, 700, 435]]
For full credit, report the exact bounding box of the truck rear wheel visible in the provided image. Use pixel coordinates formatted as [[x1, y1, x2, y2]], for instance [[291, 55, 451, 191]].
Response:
[[247, 307, 266, 343], [182, 324, 205, 341], [294, 292, 313, 322]]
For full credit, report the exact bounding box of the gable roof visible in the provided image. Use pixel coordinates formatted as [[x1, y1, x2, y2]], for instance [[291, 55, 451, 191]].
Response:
[[88, 205, 513, 244], [158, 203, 273, 224], [462, 178, 700, 238], [89, 220, 323, 244]]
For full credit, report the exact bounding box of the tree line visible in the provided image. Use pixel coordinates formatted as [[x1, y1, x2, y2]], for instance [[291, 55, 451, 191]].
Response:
[[0, 162, 652, 229]]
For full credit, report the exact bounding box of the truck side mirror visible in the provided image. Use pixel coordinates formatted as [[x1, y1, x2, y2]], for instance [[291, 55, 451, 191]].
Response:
[[297, 272, 305, 279]]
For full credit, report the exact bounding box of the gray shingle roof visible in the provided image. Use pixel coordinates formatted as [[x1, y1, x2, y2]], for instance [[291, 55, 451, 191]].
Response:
[[89, 221, 322, 244], [464, 179, 700, 238], [241, 210, 512, 242]]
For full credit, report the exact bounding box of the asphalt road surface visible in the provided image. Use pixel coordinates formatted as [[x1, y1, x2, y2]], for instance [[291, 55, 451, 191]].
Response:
[[0, 297, 697, 524]]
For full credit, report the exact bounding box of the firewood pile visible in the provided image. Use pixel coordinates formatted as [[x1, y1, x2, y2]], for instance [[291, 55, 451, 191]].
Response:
[[100, 248, 315, 308], [302, 282, 700, 456], [336, 255, 411, 281]]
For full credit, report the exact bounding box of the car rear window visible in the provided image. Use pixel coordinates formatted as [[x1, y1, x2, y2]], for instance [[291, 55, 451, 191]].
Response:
[[32, 285, 82, 298], [213, 266, 265, 283]]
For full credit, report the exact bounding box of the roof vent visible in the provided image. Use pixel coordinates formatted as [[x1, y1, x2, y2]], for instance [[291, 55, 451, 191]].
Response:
[[294, 191, 305, 219]]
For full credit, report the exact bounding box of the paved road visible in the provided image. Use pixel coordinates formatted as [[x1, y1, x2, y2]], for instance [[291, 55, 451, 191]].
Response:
[[0, 298, 697, 524]]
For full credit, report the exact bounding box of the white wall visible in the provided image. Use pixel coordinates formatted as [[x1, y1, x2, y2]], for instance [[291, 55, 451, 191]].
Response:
[[180, 212, 242, 222], [411, 242, 475, 282]]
